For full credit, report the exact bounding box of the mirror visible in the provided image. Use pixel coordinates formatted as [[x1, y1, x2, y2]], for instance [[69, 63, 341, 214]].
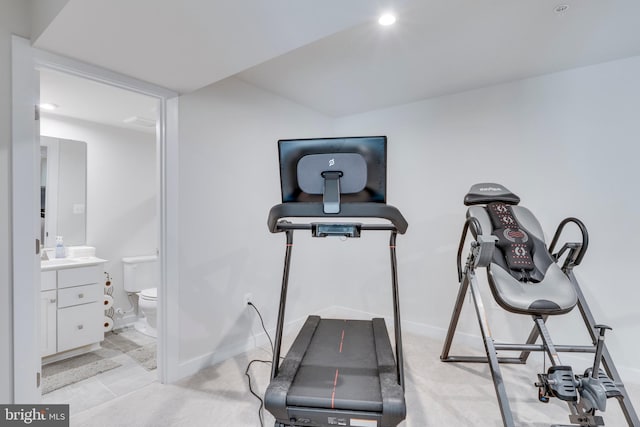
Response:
[[40, 136, 87, 248]]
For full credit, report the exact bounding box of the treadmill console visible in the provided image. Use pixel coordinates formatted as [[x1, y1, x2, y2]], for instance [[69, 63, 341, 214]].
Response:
[[312, 223, 361, 238]]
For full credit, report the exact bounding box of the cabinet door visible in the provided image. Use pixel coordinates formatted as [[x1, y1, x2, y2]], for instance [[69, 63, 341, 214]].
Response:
[[57, 302, 103, 352], [41, 271, 56, 291], [40, 290, 57, 357]]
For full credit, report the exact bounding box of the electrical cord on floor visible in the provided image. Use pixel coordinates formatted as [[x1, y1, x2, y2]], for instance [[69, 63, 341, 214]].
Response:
[[245, 301, 276, 427], [245, 359, 271, 427]]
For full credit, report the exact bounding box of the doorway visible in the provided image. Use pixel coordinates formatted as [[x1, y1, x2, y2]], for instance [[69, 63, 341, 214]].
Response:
[[39, 69, 160, 411], [11, 36, 180, 403]]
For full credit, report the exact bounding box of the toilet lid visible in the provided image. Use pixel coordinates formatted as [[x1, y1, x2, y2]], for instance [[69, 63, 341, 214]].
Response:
[[140, 288, 157, 299]]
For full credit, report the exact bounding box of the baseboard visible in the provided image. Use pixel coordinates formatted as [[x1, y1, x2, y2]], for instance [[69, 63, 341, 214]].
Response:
[[42, 343, 101, 366], [173, 306, 338, 381], [315, 305, 640, 386], [112, 313, 138, 330], [324, 305, 480, 345], [172, 305, 640, 387]]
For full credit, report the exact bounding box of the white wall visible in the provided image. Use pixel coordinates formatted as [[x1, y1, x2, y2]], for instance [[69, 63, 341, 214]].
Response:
[[334, 55, 640, 375], [41, 115, 157, 327], [0, 0, 31, 403], [30, 0, 69, 41], [177, 77, 337, 371], [176, 58, 640, 382]]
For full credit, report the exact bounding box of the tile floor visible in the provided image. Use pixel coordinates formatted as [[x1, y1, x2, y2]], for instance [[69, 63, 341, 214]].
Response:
[[42, 327, 157, 415]]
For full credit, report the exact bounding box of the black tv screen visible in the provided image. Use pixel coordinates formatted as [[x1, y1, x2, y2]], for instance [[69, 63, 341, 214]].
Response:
[[278, 136, 387, 208]]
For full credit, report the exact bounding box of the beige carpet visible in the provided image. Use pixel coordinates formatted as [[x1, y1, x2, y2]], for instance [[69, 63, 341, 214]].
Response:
[[69, 332, 640, 427]]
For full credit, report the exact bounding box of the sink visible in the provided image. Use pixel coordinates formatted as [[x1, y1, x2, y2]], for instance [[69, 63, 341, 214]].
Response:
[[41, 256, 106, 270]]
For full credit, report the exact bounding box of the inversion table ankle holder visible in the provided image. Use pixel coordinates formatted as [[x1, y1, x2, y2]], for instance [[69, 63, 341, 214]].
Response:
[[441, 183, 639, 427]]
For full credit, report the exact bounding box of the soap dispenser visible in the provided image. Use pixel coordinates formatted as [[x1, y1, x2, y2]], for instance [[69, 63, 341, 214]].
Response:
[[55, 236, 65, 258]]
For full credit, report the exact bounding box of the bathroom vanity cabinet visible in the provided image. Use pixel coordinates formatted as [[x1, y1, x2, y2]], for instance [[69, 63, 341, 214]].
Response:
[[40, 259, 107, 361]]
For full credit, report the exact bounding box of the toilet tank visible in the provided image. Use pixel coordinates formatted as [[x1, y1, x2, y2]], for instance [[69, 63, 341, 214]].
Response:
[[122, 255, 159, 292]]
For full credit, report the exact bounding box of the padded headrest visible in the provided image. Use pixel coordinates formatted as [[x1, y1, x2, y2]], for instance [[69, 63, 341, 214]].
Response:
[[464, 183, 520, 206]]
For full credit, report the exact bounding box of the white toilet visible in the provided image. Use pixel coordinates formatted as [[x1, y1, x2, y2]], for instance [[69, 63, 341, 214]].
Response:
[[122, 255, 158, 337]]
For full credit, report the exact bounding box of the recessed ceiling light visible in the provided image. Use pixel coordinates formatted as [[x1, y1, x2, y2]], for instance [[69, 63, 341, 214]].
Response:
[[554, 4, 569, 13], [39, 103, 58, 111], [378, 13, 396, 26]]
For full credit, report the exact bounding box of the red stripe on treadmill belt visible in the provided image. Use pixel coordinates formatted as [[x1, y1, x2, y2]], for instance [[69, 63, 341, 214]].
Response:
[[331, 368, 339, 409], [339, 329, 345, 353]]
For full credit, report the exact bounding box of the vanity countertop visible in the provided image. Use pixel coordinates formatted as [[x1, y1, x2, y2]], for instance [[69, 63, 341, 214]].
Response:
[[41, 256, 107, 271]]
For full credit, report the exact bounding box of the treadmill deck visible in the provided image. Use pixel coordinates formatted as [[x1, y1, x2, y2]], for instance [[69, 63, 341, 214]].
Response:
[[265, 315, 406, 427], [287, 318, 382, 411]]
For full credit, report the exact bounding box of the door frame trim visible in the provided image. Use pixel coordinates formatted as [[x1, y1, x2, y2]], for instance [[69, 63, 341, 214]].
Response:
[[11, 35, 180, 401]]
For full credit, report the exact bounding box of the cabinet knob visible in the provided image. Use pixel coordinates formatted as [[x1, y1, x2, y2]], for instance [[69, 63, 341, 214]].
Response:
[[49, 298, 56, 303], [78, 293, 84, 298], [77, 324, 84, 330]]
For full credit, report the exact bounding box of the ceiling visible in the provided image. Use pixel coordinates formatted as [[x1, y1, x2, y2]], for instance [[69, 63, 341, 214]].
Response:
[[33, 0, 394, 93], [34, 0, 640, 119], [237, 0, 640, 116], [40, 68, 158, 133]]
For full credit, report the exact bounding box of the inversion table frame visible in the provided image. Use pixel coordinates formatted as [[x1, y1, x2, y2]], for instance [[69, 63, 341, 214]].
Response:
[[441, 216, 640, 427]]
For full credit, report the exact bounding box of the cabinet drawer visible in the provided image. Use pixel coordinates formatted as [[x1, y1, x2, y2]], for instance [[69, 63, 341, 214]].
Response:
[[57, 302, 103, 352], [58, 283, 102, 308], [41, 270, 56, 291], [57, 265, 102, 289]]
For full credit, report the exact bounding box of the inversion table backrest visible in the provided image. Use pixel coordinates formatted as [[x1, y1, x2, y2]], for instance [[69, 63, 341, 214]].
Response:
[[465, 183, 577, 315]]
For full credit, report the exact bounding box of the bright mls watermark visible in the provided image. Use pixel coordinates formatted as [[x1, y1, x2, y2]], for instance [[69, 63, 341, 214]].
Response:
[[1, 405, 69, 426]]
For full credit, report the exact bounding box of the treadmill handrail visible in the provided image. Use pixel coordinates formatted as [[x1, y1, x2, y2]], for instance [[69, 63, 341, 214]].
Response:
[[268, 202, 408, 234]]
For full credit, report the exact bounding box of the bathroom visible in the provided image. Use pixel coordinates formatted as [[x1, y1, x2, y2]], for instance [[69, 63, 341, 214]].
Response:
[[39, 68, 160, 409]]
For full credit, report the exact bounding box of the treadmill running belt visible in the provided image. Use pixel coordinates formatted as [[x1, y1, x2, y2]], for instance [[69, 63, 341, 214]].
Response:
[[287, 319, 383, 412]]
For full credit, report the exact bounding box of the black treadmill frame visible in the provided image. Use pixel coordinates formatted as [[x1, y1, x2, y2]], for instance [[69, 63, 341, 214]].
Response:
[[266, 202, 407, 427]]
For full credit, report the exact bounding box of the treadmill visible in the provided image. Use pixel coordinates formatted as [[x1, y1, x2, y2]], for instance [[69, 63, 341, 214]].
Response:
[[264, 136, 408, 427]]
